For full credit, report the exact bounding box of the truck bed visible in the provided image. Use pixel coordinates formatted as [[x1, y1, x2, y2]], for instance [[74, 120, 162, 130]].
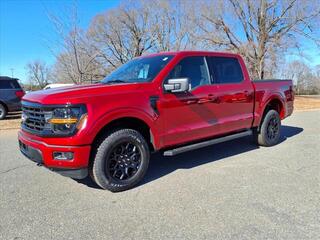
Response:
[[252, 79, 294, 126]]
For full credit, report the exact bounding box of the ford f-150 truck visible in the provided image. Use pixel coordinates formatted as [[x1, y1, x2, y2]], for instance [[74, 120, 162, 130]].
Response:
[[18, 51, 294, 192]]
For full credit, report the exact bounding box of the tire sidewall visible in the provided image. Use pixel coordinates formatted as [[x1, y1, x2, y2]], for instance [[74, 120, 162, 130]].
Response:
[[260, 110, 281, 146], [0, 104, 7, 120], [93, 129, 149, 192]]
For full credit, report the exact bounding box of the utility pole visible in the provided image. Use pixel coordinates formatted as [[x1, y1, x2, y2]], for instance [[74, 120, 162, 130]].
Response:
[[10, 68, 14, 78]]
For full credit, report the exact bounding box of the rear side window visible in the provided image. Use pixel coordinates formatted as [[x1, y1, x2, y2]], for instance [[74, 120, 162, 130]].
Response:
[[165, 56, 210, 89], [208, 57, 243, 84], [0, 80, 21, 89]]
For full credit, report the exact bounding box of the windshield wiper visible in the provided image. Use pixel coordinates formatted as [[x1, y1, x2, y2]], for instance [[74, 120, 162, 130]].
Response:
[[104, 80, 127, 84]]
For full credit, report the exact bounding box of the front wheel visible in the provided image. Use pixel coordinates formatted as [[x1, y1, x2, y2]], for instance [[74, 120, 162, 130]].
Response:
[[91, 129, 150, 192], [255, 109, 281, 147]]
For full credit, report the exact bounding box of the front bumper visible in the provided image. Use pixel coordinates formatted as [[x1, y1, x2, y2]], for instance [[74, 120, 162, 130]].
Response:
[[18, 130, 90, 179]]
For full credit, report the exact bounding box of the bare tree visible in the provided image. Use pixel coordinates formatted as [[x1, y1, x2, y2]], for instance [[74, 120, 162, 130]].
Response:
[[51, 32, 103, 84], [315, 65, 320, 78], [88, 0, 200, 74], [48, 4, 103, 84], [45, 0, 320, 85], [147, 0, 198, 51], [26, 61, 51, 89], [88, 0, 155, 73], [282, 60, 320, 94], [196, 0, 320, 79], [311, 65, 320, 94]]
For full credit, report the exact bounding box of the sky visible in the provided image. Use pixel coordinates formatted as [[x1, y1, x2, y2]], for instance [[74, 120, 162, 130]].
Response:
[[0, 0, 319, 82], [0, 0, 120, 82]]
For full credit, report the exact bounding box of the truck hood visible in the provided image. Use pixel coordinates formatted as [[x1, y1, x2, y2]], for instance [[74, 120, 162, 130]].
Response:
[[22, 83, 146, 105]]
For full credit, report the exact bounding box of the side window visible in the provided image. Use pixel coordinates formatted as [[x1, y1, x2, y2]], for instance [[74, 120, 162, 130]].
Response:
[[166, 56, 210, 89], [11, 80, 21, 89], [208, 57, 243, 84], [0, 80, 14, 89]]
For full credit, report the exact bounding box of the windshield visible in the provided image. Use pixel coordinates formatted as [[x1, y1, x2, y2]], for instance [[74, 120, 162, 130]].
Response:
[[102, 55, 174, 84]]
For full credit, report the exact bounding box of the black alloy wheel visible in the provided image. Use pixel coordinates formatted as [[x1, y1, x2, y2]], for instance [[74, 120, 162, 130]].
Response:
[[107, 141, 141, 181], [266, 115, 280, 141], [255, 109, 281, 147], [91, 128, 150, 192]]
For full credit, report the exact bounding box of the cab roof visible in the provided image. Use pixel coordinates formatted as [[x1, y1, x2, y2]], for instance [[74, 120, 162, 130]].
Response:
[[141, 51, 241, 58]]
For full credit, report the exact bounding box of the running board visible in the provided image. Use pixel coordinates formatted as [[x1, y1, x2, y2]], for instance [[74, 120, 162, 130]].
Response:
[[163, 130, 252, 156]]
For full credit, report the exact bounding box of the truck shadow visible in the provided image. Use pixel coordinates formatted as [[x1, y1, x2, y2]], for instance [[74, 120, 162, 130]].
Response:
[[141, 125, 303, 186], [76, 125, 303, 190]]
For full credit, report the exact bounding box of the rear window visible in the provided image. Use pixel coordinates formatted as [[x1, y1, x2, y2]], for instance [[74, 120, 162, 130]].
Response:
[[0, 80, 21, 89], [208, 57, 243, 84]]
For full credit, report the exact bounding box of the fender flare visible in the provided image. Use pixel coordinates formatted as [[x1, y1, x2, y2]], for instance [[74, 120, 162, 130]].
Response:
[[0, 100, 8, 112], [256, 92, 285, 127], [87, 107, 160, 149]]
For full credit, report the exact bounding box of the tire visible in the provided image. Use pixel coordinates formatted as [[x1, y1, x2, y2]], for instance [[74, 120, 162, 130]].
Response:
[[255, 109, 281, 147], [91, 129, 150, 192], [0, 104, 7, 120]]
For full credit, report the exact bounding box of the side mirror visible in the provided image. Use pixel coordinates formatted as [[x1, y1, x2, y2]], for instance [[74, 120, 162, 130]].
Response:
[[164, 78, 189, 93]]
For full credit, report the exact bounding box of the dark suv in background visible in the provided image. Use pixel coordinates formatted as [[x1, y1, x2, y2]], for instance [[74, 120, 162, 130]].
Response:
[[0, 76, 25, 120]]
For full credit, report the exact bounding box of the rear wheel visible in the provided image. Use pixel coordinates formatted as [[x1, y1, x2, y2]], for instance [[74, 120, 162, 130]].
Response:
[[91, 129, 150, 192], [0, 104, 7, 120], [255, 109, 281, 147]]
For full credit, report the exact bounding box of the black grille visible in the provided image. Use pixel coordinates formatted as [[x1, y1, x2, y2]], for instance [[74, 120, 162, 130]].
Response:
[[21, 103, 51, 134], [21, 101, 85, 137]]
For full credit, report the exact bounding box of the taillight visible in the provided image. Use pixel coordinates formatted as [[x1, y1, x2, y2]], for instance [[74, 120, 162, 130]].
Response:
[[15, 90, 25, 99], [289, 86, 294, 101]]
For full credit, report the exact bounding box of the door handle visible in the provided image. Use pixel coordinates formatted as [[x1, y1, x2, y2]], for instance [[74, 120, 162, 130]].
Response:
[[198, 94, 218, 104], [186, 100, 197, 105], [207, 94, 216, 100], [198, 98, 210, 104], [244, 91, 251, 97]]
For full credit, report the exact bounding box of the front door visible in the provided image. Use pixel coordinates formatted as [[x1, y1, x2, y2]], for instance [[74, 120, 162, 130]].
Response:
[[158, 56, 219, 148]]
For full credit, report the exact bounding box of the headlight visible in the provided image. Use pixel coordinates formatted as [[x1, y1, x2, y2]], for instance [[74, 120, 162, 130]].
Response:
[[47, 106, 87, 136]]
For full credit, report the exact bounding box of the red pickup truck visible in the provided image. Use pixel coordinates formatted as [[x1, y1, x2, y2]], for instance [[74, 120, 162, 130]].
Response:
[[18, 51, 294, 192]]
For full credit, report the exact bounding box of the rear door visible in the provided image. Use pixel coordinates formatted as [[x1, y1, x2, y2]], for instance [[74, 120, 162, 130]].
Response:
[[206, 56, 254, 133]]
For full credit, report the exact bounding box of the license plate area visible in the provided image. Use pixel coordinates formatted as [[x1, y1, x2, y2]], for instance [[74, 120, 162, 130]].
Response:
[[19, 141, 28, 154], [19, 140, 43, 164]]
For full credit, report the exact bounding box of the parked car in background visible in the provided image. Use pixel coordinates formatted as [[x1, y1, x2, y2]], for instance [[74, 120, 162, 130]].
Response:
[[0, 76, 25, 120], [44, 83, 74, 90], [18, 51, 294, 192]]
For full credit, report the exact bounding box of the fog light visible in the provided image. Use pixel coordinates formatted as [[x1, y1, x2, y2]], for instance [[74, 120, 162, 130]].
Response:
[[53, 151, 74, 161]]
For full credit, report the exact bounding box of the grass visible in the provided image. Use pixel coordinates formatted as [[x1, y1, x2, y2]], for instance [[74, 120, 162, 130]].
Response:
[[294, 96, 320, 111]]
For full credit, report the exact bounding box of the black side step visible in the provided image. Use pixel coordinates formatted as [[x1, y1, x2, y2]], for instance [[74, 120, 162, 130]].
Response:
[[163, 130, 252, 156]]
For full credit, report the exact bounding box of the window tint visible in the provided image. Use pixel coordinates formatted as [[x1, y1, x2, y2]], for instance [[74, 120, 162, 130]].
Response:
[[0, 80, 20, 89], [208, 57, 243, 84], [166, 56, 210, 89]]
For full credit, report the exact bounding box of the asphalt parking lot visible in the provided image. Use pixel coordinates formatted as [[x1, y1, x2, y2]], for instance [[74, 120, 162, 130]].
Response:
[[0, 110, 319, 240]]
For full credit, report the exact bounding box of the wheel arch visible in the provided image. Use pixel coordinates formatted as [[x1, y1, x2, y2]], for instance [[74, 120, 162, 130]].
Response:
[[88, 114, 157, 169], [0, 100, 8, 111], [92, 116, 155, 151], [258, 96, 284, 130]]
